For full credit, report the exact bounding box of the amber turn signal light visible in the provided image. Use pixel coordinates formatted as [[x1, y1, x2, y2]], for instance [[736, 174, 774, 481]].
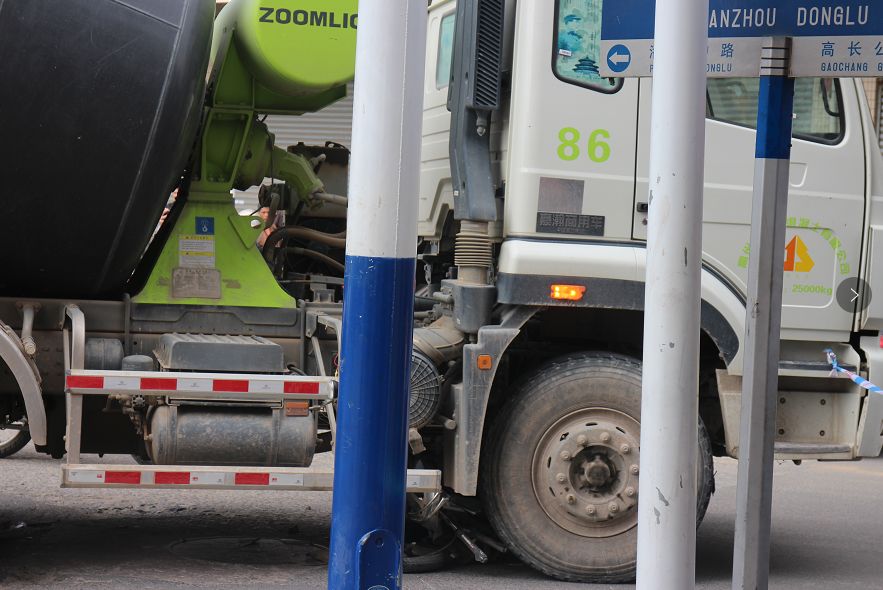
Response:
[[550, 284, 586, 301]]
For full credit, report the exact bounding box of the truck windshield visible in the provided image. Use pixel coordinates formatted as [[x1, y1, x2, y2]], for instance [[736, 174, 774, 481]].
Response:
[[553, 0, 620, 93]]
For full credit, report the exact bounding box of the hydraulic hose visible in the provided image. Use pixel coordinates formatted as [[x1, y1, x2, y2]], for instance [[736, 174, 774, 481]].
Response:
[[314, 192, 349, 207], [286, 247, 346, 273], [262, 227, 347, 264]]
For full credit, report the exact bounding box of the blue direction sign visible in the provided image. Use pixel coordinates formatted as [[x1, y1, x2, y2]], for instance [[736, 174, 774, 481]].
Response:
[[606, 44, 632, 73], [599, 0, 883, 77]]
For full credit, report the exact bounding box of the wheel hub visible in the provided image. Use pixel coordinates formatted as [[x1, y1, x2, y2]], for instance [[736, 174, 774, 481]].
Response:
[[532, 408, 641, 538], [581, 454, 614, 490]]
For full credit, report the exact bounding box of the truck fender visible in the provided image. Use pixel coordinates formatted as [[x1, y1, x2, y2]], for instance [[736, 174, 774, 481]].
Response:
[[443, 305, 537, 495], [0, 322, 46, 446], [496, 240, 746, 371]]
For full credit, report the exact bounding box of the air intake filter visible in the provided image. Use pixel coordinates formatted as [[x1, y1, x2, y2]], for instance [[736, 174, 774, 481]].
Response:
[[409, 351, 443, 429]]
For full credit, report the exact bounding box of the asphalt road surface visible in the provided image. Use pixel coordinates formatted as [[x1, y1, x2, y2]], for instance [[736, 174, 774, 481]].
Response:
[[1, 446, 880, 589]]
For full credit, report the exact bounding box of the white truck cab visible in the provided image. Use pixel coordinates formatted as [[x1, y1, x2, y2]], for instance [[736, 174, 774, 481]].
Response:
[[415, 0, 883, 580]]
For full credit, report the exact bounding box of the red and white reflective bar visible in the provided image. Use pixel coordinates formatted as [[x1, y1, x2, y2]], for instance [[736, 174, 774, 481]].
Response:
[[65, 370, 334, 401], [62, 464, 441, 493]]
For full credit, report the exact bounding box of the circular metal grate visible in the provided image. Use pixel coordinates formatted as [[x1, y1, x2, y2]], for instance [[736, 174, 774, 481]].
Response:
[[409, 351, 442, 429]]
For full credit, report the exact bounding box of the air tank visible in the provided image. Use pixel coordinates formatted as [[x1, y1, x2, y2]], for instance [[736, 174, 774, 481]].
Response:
[[0, 0, 216, 299]]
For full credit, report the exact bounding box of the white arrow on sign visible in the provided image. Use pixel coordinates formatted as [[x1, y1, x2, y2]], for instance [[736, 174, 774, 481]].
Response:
[[609, 51, 630, 65], [851, 289, 860, 303]]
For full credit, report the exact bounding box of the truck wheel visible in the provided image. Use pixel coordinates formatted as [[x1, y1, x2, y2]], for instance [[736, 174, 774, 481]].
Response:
[[480, 352, 714, 583], [0, 427, 30, 458]]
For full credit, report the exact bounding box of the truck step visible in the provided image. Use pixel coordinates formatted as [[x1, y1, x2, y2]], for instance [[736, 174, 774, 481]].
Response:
[[62, 464, 441, 493], [773, 442, 852, 455]]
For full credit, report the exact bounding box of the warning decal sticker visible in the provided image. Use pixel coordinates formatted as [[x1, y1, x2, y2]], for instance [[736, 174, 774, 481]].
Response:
[[178, 235, 216, 269]]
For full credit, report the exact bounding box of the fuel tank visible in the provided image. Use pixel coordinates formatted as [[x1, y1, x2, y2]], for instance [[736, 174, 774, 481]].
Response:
[[149, 404, 317, 467], [0, 0, 216, 299]]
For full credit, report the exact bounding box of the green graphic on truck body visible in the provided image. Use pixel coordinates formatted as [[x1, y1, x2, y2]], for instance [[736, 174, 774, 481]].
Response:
[[736, 216, 852, 307]]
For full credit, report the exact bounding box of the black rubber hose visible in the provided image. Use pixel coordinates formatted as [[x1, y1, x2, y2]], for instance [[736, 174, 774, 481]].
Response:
[[414, 296, 437, 311], [286, 247, 345, 273], [262, 227, 347, 263]]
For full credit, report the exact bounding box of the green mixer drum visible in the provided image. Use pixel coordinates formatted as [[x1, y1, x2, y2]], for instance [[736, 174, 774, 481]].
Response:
[[216, 0, 358, 97]]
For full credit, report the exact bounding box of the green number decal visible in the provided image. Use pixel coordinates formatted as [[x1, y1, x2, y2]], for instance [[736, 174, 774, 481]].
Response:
[[588, 129, 611, 163], [557, 127, 581, 161], [557, 127, 611, 163]]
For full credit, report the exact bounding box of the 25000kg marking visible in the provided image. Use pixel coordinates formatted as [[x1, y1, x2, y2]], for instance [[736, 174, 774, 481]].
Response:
[[792, 283, 833, 297], [557, 127, 611, 163]]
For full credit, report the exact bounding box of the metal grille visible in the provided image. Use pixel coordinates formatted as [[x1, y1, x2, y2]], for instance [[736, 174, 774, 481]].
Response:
[[470, 0, 504, 109], [266, 83, 354, 148]]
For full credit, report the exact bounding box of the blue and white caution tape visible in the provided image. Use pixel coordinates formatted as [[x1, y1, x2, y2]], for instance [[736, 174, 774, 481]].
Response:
[[825, 349, 882, 394]]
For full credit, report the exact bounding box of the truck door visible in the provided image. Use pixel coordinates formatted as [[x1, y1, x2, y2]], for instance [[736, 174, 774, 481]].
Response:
[[504, 0, 639, 242], [634, 77, 865, 341], [419, 2, 458, 241]]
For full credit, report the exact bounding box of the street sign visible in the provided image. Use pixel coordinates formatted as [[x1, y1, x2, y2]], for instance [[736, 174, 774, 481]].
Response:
[[600, 0, 883, 77], [606, 44, 632, 73]]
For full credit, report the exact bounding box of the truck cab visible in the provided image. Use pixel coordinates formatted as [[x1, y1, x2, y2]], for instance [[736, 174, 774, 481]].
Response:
[[414, 0, 883, 580]]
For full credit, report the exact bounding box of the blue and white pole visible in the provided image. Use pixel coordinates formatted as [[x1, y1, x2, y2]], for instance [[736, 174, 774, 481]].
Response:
[[327, 1, 427, 589], [732, 38, 795, 590]]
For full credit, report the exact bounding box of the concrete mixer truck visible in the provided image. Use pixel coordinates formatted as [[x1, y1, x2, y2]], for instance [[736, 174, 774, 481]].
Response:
[[1, 0, 883, 582]]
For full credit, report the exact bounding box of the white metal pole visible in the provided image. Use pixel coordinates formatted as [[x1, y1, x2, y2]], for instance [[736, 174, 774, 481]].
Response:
[[327, 0, 427, 588], [636, 0, 708, 587]]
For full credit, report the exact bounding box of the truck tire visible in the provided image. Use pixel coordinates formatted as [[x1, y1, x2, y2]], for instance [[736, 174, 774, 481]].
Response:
[[480, 352, 714, 583], [402, 540, 456, 574], [0, 429, 30, 458]]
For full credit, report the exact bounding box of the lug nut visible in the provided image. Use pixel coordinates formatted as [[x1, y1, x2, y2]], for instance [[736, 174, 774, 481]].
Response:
[[608, 502, 619, 513], [600, 432, 611, 443], [556, 473, 567, 483], [560, 451, 572, 461], [586, 505, 596, 515], [625, 487, 636, 497], [620, 444, 631, 454], [630, 464, 639, 475], [567, 494, 576, 505], [576, 434, 588, 446]]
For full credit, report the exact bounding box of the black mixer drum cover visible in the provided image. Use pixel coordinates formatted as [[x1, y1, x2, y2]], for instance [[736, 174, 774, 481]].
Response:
[[0, 0, 216, 298]]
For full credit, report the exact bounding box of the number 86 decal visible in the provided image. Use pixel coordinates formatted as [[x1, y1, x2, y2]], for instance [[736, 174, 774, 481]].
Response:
[[557, 127, 611, 163]]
